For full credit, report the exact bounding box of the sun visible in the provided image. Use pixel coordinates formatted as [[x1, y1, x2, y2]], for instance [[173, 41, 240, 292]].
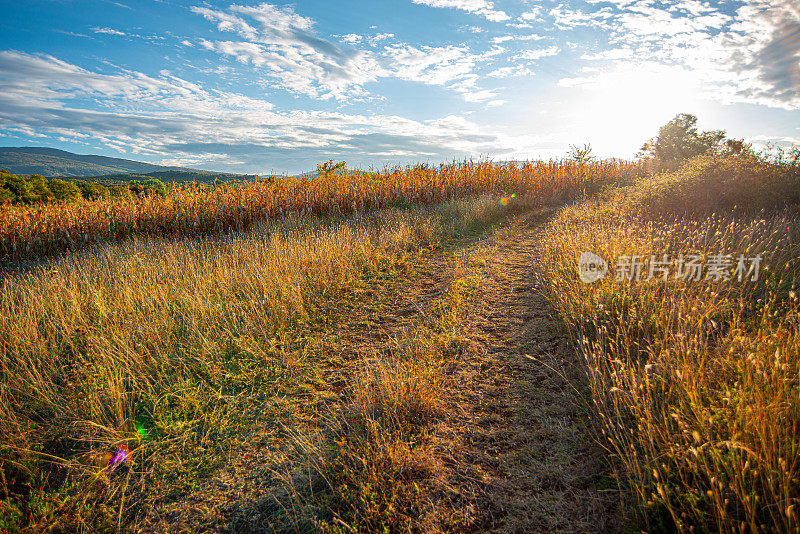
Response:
[[568, 63, 709, 156]]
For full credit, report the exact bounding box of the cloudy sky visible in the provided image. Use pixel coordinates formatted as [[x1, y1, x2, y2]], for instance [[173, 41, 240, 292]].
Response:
[[0, 0, 798, 174]]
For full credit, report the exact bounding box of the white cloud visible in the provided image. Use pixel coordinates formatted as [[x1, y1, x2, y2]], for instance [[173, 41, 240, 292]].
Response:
[[492, 33, 545, 44], [369, 33, 395, 45], [0, 51, 531, 172], [338, 33, 363, 44], [580, 48, 634, 60], [191, 3, 502, 104], [485, 45, 559, 78], [411, 0, 510, 22], [191, 3, 377, 100], [747, 134, 800, 144], [91, 27, 126, 36], [549, 4, 614, 29], [384, 44, 475, 85], [516, 46, 560, 61], [518, 8, 542, 22], [568, 0, 800, 109], [486, 65, 535, 78], [159, 153, 247, 167]]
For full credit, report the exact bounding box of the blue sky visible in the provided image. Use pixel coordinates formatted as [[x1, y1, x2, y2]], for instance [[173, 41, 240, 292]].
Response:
[[0, 0, 798, 174]]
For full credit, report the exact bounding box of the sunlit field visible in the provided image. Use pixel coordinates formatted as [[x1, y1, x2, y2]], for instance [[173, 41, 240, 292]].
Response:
[[0, 159, 643, 259], [538, 153, 800, 532], [0, 198, 474, 531], [2, 0, 799, 529], [0, 160, 633, 532], [1, 147, 799, 532]]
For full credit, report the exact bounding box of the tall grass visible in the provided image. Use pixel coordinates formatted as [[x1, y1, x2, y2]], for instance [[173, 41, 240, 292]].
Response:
[[0, 159, 645, 259], [538, 154, 800, 532], [0, 193, 515, 532], [271, 241, 484, 533], [0, 207, 440, 530]]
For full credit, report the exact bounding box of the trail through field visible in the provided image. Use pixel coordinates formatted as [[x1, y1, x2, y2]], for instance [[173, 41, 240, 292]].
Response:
[[143, 210, 617, 533], [448, 214, 618, 532], [331, 212, 620, 531]]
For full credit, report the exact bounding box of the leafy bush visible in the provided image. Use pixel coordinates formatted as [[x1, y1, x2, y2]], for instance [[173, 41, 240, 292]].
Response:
[[109, 185, 131, 198], [316, 160, 347, 179], [28, 175, 53, 202], [641, 113, 749, 171], [0, 172, 104, 203], [74, 180, 110, 201], [0, 173, 32, 203]]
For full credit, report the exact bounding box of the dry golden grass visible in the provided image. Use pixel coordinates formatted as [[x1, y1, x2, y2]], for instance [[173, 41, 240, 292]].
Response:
[[8, 152, 790, 532], [0, 159, 645, 258], [0, 207, 440, 530], [0, 190, 521, 532], [272, 238, 484, 534], [538, 154, 800, 532]]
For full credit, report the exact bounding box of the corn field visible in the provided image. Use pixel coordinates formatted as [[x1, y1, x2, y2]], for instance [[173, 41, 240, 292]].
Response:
[[0, 159, 645, 258]]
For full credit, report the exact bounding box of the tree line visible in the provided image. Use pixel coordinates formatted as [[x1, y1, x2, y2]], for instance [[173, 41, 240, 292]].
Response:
[[0, 170, 166, 204]]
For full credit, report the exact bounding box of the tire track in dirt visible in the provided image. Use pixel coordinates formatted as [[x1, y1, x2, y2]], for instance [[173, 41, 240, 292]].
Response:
[[448, 215, 618, 533]]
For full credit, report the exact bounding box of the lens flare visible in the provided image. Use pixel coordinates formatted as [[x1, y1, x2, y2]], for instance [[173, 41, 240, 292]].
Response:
[[135, 421, 147, 439], [107, 444, 131, 469]]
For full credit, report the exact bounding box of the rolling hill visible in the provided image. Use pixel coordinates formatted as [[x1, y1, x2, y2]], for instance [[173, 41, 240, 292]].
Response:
[[76, 170, 258, 185], [0, 147, 258, 184], [0, 147, 215, 178]]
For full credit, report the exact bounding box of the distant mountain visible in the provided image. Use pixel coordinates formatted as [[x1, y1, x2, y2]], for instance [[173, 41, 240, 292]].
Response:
[[79, 170, 258, 185], [0, 147, 206, 177]]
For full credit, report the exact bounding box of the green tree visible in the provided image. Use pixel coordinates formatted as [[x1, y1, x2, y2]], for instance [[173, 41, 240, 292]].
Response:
[[0, 173, 32, 203], [47, 178, 81, 201], [28, 174, 53, 202], [129, 178, 166, 197], [145, 179, 166, 197], [74, 180, 109, 200], [109, 185, 131, 198], [721, 138, 752, 157], [0, 186, 13, 204], [642, 113, 727, 169]]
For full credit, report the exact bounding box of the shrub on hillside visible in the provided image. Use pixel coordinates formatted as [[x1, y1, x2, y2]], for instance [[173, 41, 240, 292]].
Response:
[[129, 178, 166, 197], [631, 153, 800, 218], [0, 172, 32, 203], [74, 180, 110, 201], [28, 175, 53, 202]]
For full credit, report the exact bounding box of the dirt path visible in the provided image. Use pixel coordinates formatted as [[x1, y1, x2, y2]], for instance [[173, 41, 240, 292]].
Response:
[[316, 212, 621, 532], [141, 211, 618, 533], [448, 215, 618, 533]]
